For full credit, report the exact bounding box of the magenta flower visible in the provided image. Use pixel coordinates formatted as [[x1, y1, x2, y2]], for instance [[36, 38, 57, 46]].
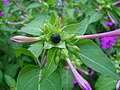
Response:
[[100, 36, 117, 49], [72, 76, 78, 88], [11, 36, 40, 43], [116, 80, 120, 90], [115, 1, 120, 7], [66, 58, 92, 90], [3, 0, 9, 5], [0, 12, 4, 17], [104, 21, 115, 27]]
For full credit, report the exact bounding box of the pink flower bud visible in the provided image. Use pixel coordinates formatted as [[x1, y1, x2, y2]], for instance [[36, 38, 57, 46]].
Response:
[[76, 29, 120, 39], [11, 36, 40, 43]]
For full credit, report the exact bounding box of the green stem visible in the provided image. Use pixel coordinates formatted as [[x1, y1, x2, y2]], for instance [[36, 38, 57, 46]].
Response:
[[108, 48, 112, 59], [36, 58, 41, 66]]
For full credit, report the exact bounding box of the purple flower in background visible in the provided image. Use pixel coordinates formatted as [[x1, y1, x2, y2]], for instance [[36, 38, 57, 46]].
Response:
[[72, 76, 78, 88], [100, 36, 117, 49], [115, 1, 120, 7], [3, 0, 9, 5], [66, 58, 92, 90], [0, 12, 4, 17], [116, 80, 120, 90], [104, 21, 115, 27]]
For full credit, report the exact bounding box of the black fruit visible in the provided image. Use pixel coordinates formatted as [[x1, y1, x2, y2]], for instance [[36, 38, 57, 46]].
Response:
[[51, 34, 61, 43]]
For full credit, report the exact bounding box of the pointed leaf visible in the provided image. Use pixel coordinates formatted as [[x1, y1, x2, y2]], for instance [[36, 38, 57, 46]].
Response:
[[15, 48, 35, 59], [62, 17, 90, 35], [17, 65, 62, 90], [50, 12, 56, 25], [19, 15, 49, 36], [40, 48, 57, 82], [89, 11, 103, 23], [5, 74, 16, 88], [76, 39, 119, 79], [28, 42, 43, 58]]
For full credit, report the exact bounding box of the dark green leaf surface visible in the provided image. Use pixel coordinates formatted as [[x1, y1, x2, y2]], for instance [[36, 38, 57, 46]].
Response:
[[89, 12, 103, 23], [62, 17, 90, 35], [61, 69, 73, 90], [17, 65, 62, 90], [15, 48, 35, 59], [19, 15, 49, 36], [28, 42, 43, 58], [95, 76, 117, 90], [5, 74, 16, 88], [76, 40, 119, 79]]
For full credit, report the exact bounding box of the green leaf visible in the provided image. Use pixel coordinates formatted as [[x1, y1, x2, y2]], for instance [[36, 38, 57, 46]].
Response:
[[40, 48, 57, 82], [17, 65, 40, 90], [62, 17, 90, 35], [19, 15, 49, 36], [50, 12, 56, 25], [5, 74, 16, 88], [5, 64, 19, 77], [0, 70, 3, 84], [17, 65, 62, 90], [76, 39, 119, 79], [41, 69, 62, 90], [96, 0, 101, 3], [15, 48, 35, 59], [28, 42, 43, 58], [61, 69, 73, 90], [47, 0, 56, 5], [27, 3, 41, 10], [95, 76, 117, 90], [89, 12, 103, 23]]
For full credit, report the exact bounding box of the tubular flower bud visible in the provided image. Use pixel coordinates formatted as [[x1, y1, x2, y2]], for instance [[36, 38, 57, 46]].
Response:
[[66, 58, 92, 90], [11, 36, 40, 43], [76, 29, 120, 39]]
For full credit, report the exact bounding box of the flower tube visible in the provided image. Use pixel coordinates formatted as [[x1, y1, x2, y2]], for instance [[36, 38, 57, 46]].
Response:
[[11, 36, 40, 43], [66, 58, 92, 90], [76, 29, 120, 39], [116, 80, 120, 90]]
